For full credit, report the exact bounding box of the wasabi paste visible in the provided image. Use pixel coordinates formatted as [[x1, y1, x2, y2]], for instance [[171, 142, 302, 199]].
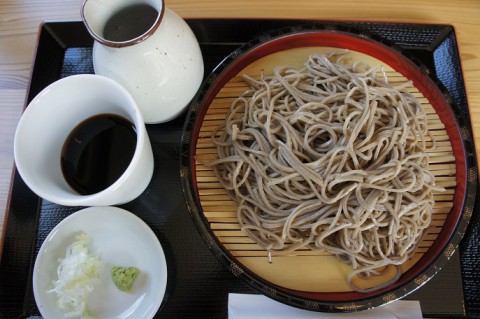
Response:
[[111, 266, 140, 292]]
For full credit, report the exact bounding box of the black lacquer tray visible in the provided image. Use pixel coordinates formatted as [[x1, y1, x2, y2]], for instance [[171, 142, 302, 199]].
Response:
[[0, 19, 479, 318]]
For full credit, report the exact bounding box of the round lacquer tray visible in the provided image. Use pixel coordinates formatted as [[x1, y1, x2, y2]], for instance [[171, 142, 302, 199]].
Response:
[[181, 26, 476, 312]]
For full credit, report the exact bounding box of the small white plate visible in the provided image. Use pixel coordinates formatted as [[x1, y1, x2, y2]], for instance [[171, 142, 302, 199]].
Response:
[[33, 206, 167, 319]]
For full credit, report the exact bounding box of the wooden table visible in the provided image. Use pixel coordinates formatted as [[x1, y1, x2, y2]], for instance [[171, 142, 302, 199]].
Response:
[[1, 0, 479, 257]]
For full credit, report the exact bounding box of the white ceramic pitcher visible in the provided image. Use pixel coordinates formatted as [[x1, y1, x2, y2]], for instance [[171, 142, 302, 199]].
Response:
[[82, 0, 204, 124]]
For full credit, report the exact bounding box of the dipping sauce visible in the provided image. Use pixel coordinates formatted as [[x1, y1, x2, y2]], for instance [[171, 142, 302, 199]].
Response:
[[61, 114, 137, 195]]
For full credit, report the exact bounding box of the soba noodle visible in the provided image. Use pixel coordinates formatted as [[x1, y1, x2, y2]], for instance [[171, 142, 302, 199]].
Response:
[[208, 51, 443, 292]]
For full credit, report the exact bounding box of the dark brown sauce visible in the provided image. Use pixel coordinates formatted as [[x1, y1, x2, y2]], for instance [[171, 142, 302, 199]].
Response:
[[61, 114, 137, 195], [103, 4, 159, 42]]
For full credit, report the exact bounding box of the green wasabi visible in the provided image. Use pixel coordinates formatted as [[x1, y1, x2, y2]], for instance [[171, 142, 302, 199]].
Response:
[[111, 266, 140, 292]]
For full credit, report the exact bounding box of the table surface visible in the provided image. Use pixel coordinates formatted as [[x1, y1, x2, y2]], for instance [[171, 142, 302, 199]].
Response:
[[1, 0, 480, 257]]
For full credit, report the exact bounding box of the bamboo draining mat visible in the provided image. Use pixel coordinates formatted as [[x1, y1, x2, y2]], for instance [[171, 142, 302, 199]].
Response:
[[194, 47, 456, 292]]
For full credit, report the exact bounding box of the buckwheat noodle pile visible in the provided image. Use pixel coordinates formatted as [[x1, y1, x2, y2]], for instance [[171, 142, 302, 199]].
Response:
[[208, 51, 443, 292]]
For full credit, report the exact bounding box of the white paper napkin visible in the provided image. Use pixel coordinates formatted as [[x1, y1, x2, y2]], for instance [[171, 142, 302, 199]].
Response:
[[228, 294, 423, 319]]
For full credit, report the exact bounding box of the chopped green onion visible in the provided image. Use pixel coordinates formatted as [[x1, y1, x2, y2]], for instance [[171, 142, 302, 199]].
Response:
[[47, 233, 102, 319]]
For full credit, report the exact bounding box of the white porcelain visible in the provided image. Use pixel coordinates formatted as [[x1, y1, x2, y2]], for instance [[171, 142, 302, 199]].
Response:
[[33, 206, 167, 319], [82, 0, 204, 124], [13, 74, 154, 206]]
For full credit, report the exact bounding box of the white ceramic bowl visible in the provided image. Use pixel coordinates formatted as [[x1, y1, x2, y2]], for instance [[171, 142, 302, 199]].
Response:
[[14, 74, 154, 206], [33, 206, 167, 319]]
